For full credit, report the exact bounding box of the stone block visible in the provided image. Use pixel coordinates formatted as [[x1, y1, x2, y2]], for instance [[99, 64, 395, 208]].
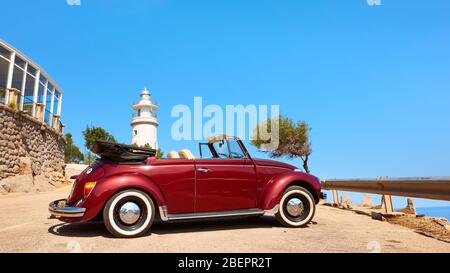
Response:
[[0, 174, 36, 193], [19, 157, 32, 175], [33, 175, 55, 192]]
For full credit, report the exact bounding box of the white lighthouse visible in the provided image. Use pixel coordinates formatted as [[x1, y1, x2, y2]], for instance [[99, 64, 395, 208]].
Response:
[[131, 87, 159, 149]]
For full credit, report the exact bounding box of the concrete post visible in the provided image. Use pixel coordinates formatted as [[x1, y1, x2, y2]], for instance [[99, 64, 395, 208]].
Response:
[[35, 103, 44, 121], [5, 51, 15, 104], [32, 70, 40, 117], [382, 195, 394, 214], [7, 88, 20, 109], [332, 190, 340, 206], [53, 115, 60, 131]]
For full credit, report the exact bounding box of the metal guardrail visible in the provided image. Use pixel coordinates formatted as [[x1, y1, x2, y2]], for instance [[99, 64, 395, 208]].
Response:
[[322, 177, 450, 202], [322, 177, 450, 214]]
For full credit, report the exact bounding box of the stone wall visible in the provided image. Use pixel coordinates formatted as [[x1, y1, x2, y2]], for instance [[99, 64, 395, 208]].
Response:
[[0, 104, 66, 194]]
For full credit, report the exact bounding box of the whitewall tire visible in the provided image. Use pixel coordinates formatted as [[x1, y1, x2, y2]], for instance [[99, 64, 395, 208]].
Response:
[[275, 186, 316, 227], [103, 189, 155, 238]]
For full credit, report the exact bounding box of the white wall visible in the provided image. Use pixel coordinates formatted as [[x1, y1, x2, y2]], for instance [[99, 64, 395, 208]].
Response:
[[132, 123, 158, 149]]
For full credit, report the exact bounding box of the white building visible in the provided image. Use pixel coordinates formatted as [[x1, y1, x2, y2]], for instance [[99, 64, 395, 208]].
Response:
[[131, 87, 159, 148], [0, 39, 63, 131]]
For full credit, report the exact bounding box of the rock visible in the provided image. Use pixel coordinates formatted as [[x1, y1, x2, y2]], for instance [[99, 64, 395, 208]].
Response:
[[432, 217, 449, 227], [0, 185, 7, 195], [340, 194, 353, 209], [399, 198, 416, 215], [359, 194, 373, 208], [371, 212, 387, 222], [19, 157, 33, 175], [48, 171, 68, 185], [65, 164, 88, 180], [0, 174, 36, 193], [33, 175, 55, 192]]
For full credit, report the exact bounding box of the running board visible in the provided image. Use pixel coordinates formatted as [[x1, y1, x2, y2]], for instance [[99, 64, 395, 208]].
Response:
[[158, 207, 265, 222]]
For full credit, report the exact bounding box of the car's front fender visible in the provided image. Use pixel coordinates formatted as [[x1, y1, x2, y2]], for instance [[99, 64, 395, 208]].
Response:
[[258, 171, 321, 211], [79, 173, 166, 222]]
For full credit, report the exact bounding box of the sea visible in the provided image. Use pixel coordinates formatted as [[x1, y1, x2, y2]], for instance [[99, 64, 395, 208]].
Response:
[[416, 206, 450, 221]]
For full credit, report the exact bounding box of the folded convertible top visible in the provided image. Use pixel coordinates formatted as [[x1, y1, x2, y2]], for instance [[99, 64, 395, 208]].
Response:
[[90, 141, 156, 163]]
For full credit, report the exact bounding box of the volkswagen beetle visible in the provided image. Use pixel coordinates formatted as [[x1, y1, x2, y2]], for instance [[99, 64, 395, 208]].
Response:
[[49, 135, 323, 238]]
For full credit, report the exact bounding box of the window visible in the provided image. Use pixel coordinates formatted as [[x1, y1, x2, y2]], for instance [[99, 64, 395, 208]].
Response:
[[27, 65, 37, 76], [0, 46, 10, 60], [39, 75, 46, 84], [47, 82, 54, 94], [204, 139, 246, 159], [199, 143, 214, 159], [0, 56, 9, 92], [53, 92, 60, 116], [45, 88, 53, 125], [11, 65, 24, 90], [24, 74, 35, 100], [14, 56, 26, 69], [212, 140, 230, 159], [228, 140, 246, 159], [38, 82, 46, 103]]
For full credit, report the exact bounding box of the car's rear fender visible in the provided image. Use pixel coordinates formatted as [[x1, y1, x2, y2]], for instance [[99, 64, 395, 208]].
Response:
[[258, 171, 322, 210], [78, 173, 166, 222]]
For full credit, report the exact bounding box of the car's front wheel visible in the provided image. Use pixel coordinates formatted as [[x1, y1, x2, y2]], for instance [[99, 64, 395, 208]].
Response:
[[103, 189, 155, 238], [275, 186, 316, 227]]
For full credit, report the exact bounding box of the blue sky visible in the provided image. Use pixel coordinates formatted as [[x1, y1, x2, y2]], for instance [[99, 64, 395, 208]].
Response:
[[1, 0, 450, 207]]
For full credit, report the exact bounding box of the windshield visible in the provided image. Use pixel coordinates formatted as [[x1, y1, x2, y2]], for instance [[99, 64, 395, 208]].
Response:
[[200, 139, 246, 159]]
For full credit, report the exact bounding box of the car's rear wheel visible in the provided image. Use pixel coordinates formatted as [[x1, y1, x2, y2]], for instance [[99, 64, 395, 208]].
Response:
[[275, 186, 315, 227], [103, 189, 155, 238]]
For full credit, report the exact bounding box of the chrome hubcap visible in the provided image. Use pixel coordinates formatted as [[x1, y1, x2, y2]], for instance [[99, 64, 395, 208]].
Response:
[[286, 198, 304, 217], [118, 202, 141, 225]]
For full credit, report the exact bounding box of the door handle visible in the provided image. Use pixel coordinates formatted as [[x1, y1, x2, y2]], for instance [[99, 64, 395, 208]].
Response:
[[197, 168, 209, 173]]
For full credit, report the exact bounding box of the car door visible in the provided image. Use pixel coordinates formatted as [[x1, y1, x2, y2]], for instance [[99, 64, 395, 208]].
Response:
[[195, 140, 257, 213]]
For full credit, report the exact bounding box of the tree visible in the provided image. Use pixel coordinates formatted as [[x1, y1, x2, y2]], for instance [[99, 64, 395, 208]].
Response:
[[155, 149, 164, 159], [82, 125, 116, 164], [251, 116, 312, 173], [137, 143, 165, 159], [64, 133, 84, 163], [82, 125, 117, 149]]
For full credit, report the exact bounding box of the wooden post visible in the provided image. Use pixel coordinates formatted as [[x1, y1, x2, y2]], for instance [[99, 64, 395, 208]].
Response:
[[382, 195, 394, 214]]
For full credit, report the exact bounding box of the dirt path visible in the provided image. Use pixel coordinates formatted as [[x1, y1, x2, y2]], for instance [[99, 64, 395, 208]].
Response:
[[0, 187, 449, 253]]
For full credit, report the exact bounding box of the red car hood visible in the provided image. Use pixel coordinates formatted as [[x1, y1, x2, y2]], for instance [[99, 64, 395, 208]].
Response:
[[252, 158, 297, 170]]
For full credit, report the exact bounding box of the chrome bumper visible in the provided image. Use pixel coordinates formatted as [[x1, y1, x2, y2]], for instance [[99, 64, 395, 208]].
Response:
[[49, 199, 86, 218]]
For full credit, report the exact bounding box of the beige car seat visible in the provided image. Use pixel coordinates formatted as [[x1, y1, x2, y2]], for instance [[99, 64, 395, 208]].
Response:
[[178, 149, 195, 160], [167, 151, 181, 159]]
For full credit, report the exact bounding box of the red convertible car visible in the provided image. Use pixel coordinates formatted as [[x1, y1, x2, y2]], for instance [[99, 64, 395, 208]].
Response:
[[50, 135, 323, 238]]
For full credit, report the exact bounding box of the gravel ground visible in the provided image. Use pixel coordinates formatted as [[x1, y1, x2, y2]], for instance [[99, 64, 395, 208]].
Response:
[[0, 186, 449, 253]]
